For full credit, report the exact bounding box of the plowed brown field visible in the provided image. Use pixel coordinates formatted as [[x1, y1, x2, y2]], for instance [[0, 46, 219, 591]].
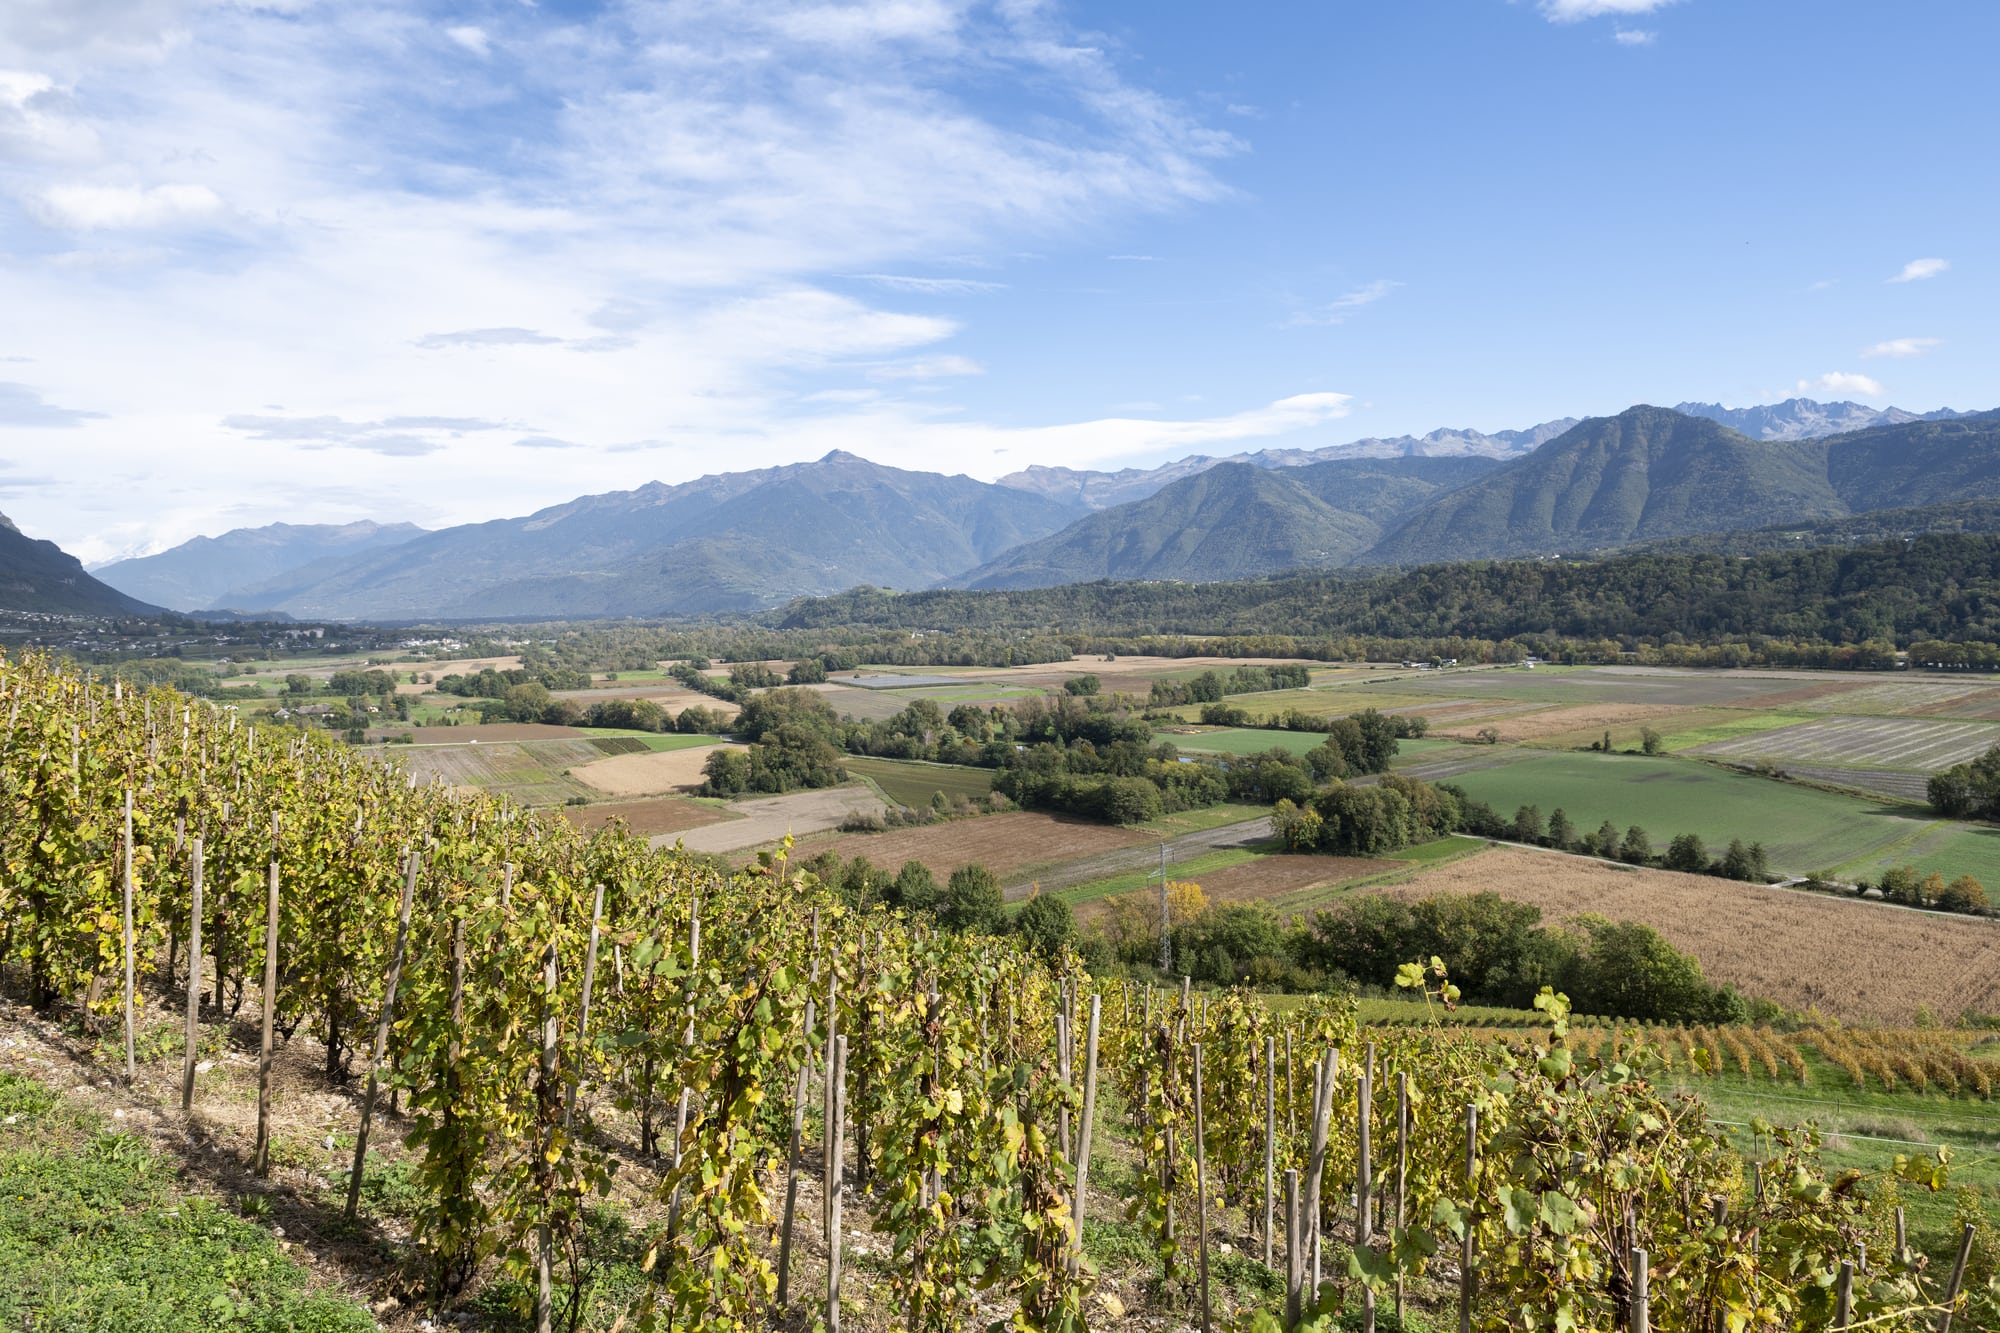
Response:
[[558, 797, 735, 837], [1380, 846, 2000, 1024], [790, 811, 1151, 881], [1432, 702, 1693, 743]]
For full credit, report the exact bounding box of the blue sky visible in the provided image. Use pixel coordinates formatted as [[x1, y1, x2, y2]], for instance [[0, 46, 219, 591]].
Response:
[[0, 0, 1991, 560]]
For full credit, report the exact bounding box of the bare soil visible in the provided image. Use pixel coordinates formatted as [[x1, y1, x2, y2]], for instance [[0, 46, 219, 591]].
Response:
[[404, 722, 589, 743], [1379, 846, 2000, 1024], [787, 811, 1152, 882], [571, 744, 743, 796]]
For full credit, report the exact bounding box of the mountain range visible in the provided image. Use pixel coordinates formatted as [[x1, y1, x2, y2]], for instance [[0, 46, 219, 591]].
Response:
[[0, 513, 161, 616], [94, 520, 427, 613], [17, 395, 1992, 621]]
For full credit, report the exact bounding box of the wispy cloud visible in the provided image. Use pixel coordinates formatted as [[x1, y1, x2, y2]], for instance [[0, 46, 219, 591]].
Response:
[[30, 183, 223, 229], [1286, 279, 1402, 327], [1108, 254, 1159, 262], [1890, 257, 1949, 283], [220, 413, 512, 456], [413, 328, 564, 350], [0, 381, 103, 427], [1797, 372, 1886, 399], [444, 25, 490, 57], [1540, 0, 1678, 20], [1860, 337, 1942, 360], [848, 275, 1007, 295], [1613, 29, 1657, 45], [869, 355, 985, 380]]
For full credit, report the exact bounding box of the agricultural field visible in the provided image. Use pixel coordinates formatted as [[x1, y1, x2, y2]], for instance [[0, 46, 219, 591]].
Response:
[[571, 743, 742, 796], [786, 810, 1153, 884], [1695, 715, 2000, 770], [1375, 845, 2000, 1025], [674, 785, 887, 853], [1426, 700, 1696, 743], [1432, 748, 1936, 871], [841, 755, 995, 807], [1165, 727, 1330, 757], [1790, 679, 2000, 717], [557, 795, 737, 838], [376, 734, 633, 806]]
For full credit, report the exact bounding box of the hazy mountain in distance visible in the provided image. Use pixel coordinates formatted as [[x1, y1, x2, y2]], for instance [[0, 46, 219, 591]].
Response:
[[0, 513, 163, 615], [235, 451, 1079, 620], [95, 520, 428, 612], [1673, 397, 1967, 441], [998, 418, 1575, 511], [958, 456, 1497, 589]]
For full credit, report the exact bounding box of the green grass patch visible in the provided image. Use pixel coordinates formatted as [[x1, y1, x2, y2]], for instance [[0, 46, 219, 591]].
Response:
[[1837, 821, 2000, 888], [1140, 802, 1275, 836], [1167, 728, 1330, 757], [0, 1073, 372, 1332], [1438, 750, 1934, 874], [841, 756, 995, 808], [1652, 711, 1815, 752], [577, 728, 723, 752], [1046, 847, 1262, 908]]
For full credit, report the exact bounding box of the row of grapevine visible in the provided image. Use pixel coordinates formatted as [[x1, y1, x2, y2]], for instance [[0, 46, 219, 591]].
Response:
[[0, 649, 1990, 1331]]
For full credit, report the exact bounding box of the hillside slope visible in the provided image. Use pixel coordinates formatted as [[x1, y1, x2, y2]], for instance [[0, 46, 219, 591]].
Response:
[[95, 520, 427, 612], [958, 456, 1495, 588], [1363, 407, 1844, 564], [0, 514, 162, 615]]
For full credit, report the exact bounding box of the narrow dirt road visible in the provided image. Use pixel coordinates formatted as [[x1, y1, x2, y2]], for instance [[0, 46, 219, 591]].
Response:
[[1004, 815, 1276, 898]]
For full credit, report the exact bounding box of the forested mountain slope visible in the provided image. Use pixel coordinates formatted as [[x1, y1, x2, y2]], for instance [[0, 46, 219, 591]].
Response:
[[0, 514, 162, 615], [95, 520, 427, 612]]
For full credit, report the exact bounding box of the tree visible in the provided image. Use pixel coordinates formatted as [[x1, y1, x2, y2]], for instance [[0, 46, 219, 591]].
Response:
[[1938, 874, 1989, 913], [1096, 776, 1163, 826], [1663, 833, 1707, 874], [1013, 894, 1076, 958], [1512, 804, 1545, 845], [1594, 820, 1621, 858], [1619, 826, 1653, 865], [1546, 808, 1576, 852], [1718, 838, 1757, 881], [938, 865, 1006, 934], [1640, 727, 1664, 756], [1063, 674, 1101, 696], [1878, 865, 1925, 906], [1562, 916, 1736, 1023], [887, 860, 939, 914], [786, 658, 828, 685], [1476, 727, 1501, 746], [701, 747, 750, 796]]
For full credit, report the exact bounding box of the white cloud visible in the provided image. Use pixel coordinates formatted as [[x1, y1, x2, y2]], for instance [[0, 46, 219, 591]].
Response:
[[1890, 257, 1948, 283], [1540, 0, 1678, 20], [1287, 279, 1401, 327], [849, 274, 1007, 295], [30, 182, 221, 229], [1796, 372, 1885, 399], [1613, 29, 1656, 45], [444, 25, 489, 56], [869, 354, 984, 380], [0, 0, 1252, 555], [0, 381, 104, 426], [1860, 337, 1942, 360]]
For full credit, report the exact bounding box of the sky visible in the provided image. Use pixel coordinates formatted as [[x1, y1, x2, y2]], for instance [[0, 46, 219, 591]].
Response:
[[0, 0, 1994, 563]]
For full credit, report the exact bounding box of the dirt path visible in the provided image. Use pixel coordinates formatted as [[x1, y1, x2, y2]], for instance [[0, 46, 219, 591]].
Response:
[[1004, 815, 1276, 897], [670, 785, 888, 853]]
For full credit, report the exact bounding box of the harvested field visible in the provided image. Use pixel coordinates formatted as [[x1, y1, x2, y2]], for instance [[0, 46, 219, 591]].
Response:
[[1175, 853, 1398, 907], [841, 755, 994, 806], [1772, 764, 1933, 804], [378, 738, 608, 806], [549, 683, 740, 719], [1749, 679, 1880, 709], [788, 811, 1152, 883], [1694, 715, 2000, 771], [1431, 701, 1694, 743], [675, 786, 887, 853], [392, 654, 524, 694], [558, 797, 735, 837], [572, 744, 741, 796], [1380, 846, 2000, 1024], [1399, 666, 1844, 709], [1792, 681, 2000, 715]]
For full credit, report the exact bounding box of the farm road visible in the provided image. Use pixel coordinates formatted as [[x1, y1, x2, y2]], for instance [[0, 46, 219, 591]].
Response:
[[1002, 815, 1276, 898]]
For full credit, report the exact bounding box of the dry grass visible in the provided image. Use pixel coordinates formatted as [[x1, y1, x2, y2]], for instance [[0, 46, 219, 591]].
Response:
[[788, 810, 1151, 881], [571, 744, 742, 796], [558, 797, 735, 837], [1379, 846, 2000, 1025], [1431, 702, 1694, 743]]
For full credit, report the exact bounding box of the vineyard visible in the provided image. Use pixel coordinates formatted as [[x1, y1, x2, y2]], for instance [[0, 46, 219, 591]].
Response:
[[1, 648, 1996, 1332]]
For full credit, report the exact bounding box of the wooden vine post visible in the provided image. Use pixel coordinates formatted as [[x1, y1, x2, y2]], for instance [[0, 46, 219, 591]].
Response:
[[827, 1033, 849, 1333], [252, 860, 280, 1176], [1460, 1102, 1478, 1333], [344, 851, 418, 1220], [1284, 1168, 1302, 1329], [563, 882, 605, 1127], [180, 837, 204, 1113], [1630, 1247, 1649, 1333], [1069, 993, 1101, 1278], [1264, 1034, 1277, 1269], [121, 789, 135, 1082], [1192, 1041, 1213, 1333], [1939, 1222, 1975, 1332], [1357, 1067, 1375, 1333], [776, 996, 815, 1306], [1395, 1070, 1409, 1327]]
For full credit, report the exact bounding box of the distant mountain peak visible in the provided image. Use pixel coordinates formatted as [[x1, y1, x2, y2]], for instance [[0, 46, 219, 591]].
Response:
[[1672, 397, 1967, 441]]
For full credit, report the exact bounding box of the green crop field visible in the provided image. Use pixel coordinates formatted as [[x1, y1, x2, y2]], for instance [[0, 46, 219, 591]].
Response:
[[1437, 750, 1937, 872], [1650, 711, 1813, 751], [842, 755, 995, 807], [1837, 821, 2000, 887], [578, 728, 723, 752], [1167, 727, 1329, 757]]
